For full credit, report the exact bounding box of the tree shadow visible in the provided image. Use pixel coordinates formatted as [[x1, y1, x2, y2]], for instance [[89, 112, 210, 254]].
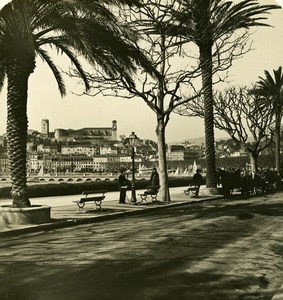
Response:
[[1, 194, 283, 300], [155, 196, 283, 221], [2, 259, 276, 300]]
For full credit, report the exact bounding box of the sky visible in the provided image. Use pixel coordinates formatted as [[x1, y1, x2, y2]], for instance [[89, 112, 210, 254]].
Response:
[[0, 0, 282, 143]]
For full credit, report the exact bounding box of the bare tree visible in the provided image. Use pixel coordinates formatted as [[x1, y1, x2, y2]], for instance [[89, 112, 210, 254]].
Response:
[[69, 0, 203, 202], [177, 86, 276, 172]]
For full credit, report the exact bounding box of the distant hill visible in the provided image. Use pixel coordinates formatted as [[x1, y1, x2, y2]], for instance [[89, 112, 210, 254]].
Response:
[[170, 136, 229, 145], [187, 137, 205, 145]]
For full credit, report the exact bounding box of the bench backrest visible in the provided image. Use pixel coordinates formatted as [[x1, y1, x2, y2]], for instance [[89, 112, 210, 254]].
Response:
[[82, 190, 107, 195]]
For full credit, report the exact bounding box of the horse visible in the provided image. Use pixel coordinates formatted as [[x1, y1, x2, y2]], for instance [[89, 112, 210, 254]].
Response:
[[217, 169, 242, 199]]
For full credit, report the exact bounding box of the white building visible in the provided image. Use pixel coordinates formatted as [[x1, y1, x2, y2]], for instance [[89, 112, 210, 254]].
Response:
[[100, 146, 118, 156], [61, 145, 96, 156], [93, 156, 108, 171]]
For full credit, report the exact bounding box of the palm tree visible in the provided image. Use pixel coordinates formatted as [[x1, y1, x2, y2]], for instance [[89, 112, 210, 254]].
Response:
[[255, 67, 283, 171], [0, 0, 151, 208], [172, 0, 279, 189]]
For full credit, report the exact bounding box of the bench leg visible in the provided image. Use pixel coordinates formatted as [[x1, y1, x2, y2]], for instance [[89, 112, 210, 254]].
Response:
[[184, 189, 199, 197], [151, 194, 158, 202], [184, 190, 190, 196], [94, 200, 102, 210], [139, 194, 147, 203], [77, 202, 85, 209]]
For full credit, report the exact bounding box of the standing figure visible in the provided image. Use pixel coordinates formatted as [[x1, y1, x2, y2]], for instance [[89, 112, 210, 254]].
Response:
[[149, 167, 160, 192], [192, 169, 203, 197], [118, 169, 128, 204]]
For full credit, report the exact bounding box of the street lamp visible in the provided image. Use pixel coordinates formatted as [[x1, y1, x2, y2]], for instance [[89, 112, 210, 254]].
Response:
[[128, 132, 138, 203]]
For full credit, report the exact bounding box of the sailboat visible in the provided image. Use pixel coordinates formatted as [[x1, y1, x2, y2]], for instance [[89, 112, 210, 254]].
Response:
[[174, 167, 180, 176], [192, 160, 198, 174], [37, 165, 44, 176]]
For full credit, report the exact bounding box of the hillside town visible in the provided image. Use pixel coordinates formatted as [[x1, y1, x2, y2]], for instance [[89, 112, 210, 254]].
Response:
[[0, 119, 273, 176], [0, 119, 199, 175]]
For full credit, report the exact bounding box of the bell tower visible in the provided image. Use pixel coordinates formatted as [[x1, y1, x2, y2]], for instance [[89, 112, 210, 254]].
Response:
[[41, 119, 49, 136], [112, 120, 117, 140]]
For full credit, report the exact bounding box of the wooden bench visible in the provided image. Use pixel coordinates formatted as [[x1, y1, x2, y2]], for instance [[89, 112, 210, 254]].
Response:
[[184, 185, 200, 197], [73, 190, 107, 210], [139, 186, 160, 203]]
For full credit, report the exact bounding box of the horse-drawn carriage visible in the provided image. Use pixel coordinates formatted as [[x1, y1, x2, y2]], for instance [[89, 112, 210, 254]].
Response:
[[217, 169, 280, 199]]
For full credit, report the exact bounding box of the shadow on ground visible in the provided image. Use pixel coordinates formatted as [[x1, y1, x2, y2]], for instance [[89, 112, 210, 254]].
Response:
[[1, 194, 282, 300]]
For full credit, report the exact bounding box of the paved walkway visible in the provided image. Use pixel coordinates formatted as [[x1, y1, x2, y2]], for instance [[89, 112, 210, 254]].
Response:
[[0, 188, 283, 300], [0, 186, 219, 235]]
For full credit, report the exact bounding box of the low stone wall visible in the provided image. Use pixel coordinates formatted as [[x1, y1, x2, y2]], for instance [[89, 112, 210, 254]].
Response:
[[0, 205, 51, 225], [0, 176, 194, 199]]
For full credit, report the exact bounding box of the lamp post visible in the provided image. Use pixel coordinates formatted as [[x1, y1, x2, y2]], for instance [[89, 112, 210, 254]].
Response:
[[128, 132, 138, 203]]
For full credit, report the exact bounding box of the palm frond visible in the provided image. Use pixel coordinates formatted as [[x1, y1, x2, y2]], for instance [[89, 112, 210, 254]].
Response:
[[37, 49, 66, 97], [0, 60, 6, 92], [173, 0, 280, 44], [255, 67, 283, 104], [0, 0, 150, 92]]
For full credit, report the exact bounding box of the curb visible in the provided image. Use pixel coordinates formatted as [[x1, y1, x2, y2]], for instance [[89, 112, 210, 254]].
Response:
[[0, 196, 222, 237]]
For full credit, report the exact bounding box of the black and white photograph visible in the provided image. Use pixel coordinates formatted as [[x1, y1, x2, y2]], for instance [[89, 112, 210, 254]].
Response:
[[0, 0, 282, 299]]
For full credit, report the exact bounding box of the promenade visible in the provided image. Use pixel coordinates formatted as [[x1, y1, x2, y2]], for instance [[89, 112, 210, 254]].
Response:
[[0, 187, 283, 299], [0, 186, 213, 235]]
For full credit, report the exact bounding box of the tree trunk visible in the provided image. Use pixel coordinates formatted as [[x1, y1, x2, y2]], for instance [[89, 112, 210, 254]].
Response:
[[275, 111, 281, 171], [275, 131, 280, 171], [6, 61, 31, 207], [199, 44, 217, 188], [156, 116, 170, 202], [248, 152, 258, 173]]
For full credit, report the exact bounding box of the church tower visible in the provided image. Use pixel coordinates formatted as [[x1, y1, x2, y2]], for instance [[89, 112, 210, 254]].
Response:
[[41, 119, 49, 136], [112, 120, 117, 140]]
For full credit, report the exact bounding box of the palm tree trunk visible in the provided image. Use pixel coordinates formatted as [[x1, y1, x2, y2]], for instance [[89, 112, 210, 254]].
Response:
[[275, 111, 281, 171], [156, 116, 170, 202], [6, 61, 31, 207], [275, 131, 280, 171], [199, 44, 217, 188]]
